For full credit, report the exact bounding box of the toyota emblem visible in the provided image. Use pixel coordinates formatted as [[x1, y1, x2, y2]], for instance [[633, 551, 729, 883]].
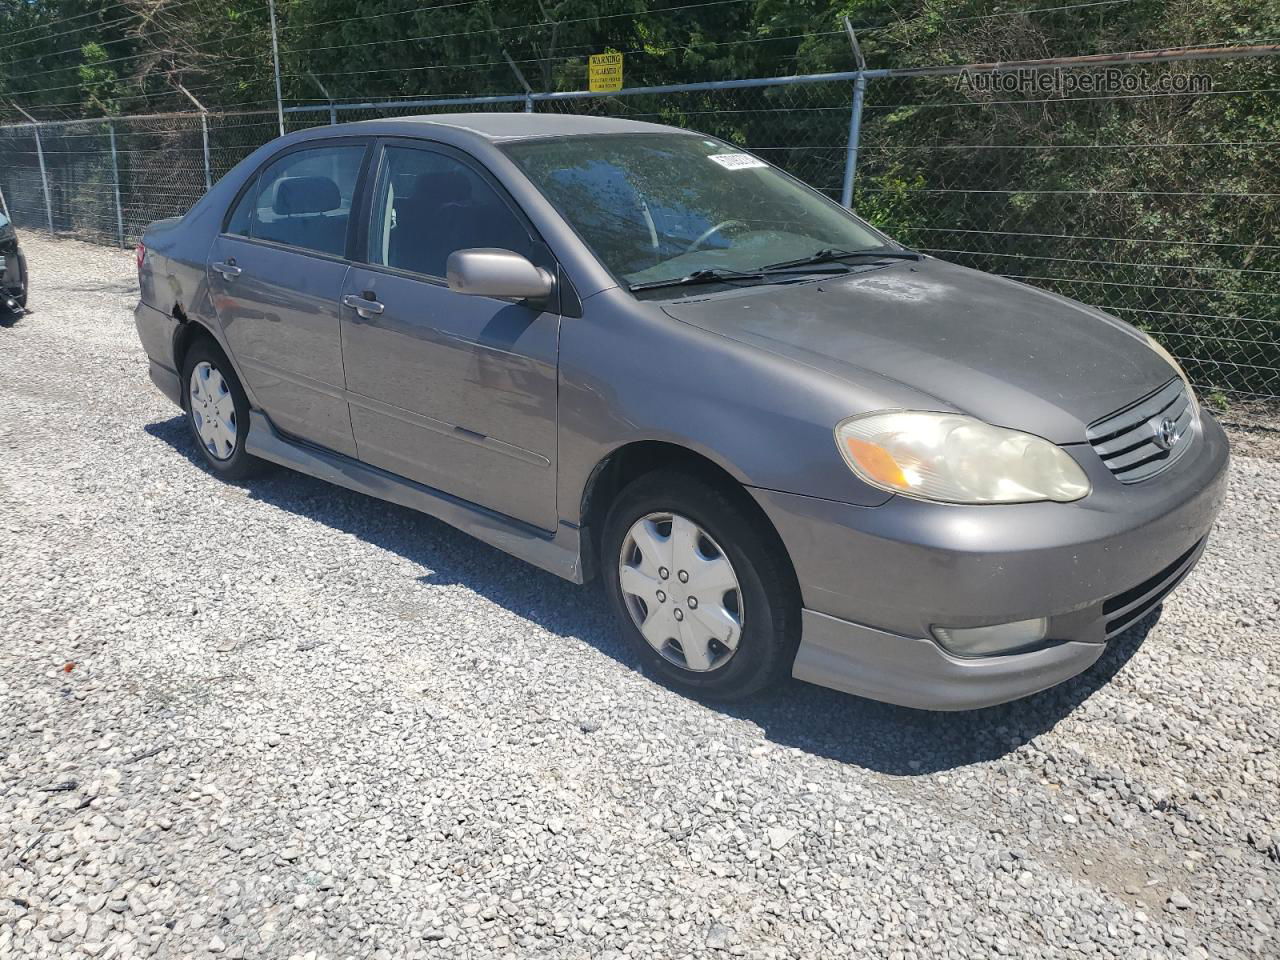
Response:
[[1153, 416, 1181, 451]]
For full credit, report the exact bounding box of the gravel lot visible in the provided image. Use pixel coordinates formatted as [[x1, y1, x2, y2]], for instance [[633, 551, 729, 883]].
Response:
[[2, 235, 1278, 960]]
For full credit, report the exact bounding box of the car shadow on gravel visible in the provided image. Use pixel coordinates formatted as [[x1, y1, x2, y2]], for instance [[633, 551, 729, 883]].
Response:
[[722, 616, 1154, 775], [146, 414, 1156, 777]]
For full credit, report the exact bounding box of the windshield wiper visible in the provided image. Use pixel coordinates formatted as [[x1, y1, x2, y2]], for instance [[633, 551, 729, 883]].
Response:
[[629, 262, 852, 293], [628, 267, 766, 292], [762, 246, 923, 271]]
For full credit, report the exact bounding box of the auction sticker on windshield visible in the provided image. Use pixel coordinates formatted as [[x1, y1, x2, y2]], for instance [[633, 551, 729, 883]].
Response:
[[707, 153, 768, 170]]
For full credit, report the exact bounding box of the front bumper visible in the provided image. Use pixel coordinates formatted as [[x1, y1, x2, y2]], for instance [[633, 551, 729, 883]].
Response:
[[794, 610, 1110, 710], [752, 414, 1230, 710]]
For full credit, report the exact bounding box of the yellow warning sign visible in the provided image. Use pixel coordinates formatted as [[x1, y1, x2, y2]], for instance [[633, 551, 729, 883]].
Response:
[[589, 52, 624, 92]]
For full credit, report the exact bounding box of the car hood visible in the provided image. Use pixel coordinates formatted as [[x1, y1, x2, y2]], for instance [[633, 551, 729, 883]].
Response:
[[661, 257, 1174, 443]]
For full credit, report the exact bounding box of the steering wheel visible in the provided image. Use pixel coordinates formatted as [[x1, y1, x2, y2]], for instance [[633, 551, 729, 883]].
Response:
[[684, 219, 749, 254]]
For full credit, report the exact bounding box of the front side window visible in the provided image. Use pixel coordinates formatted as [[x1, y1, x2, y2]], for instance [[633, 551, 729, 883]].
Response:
[[229, 144, 365, 258], [368, 146, 533, 279], [503, 133, 890, 288]]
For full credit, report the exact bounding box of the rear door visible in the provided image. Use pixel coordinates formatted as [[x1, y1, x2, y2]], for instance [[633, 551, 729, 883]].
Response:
[[340, 140, 561, 531], [208, 140, 371, 456]]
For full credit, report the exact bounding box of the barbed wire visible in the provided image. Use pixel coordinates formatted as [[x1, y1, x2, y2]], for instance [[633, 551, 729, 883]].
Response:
[[2, 0, 142, 40], [5, 0, 1244, 120], [1, 26, 269, 88], [0, 5, 1275, 400], [1, 3, 270, 71], [291, 30, 849, 86], [278, 0, 487, 33]]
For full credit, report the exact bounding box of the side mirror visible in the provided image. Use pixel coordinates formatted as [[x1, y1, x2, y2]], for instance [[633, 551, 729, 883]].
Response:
[[446, 248, 554, 302]]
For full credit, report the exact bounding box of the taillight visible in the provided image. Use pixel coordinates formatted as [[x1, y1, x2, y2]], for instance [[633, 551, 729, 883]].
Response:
[[135, 243, 146, 271]]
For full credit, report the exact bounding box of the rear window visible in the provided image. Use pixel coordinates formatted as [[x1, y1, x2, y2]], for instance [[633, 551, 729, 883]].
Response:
[[225, 144, 365, 258]]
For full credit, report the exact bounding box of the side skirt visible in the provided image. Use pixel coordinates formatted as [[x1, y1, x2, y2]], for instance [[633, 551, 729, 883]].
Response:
[[244, 410, 586, 584]]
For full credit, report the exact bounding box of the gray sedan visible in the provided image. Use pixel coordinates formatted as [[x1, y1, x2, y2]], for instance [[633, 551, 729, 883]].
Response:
[[133, 114, 1228, 709]]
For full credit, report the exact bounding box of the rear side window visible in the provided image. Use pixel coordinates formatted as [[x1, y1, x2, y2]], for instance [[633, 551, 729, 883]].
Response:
[[367, 146, 532, 279], [226, 181, 255, 236], [227, 144, 365, 258]]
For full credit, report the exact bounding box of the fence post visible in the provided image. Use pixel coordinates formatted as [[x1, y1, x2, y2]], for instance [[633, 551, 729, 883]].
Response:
[[308, 73, 337, 124], [201, 113, 212, 190], [13, 105, 54, 233], [501, 50, 535, 113], [840, 76, 866, 209], [108, 121, 126, 247], [269, 0, 285, 136], [175, 84, 212, 190], [840, 18, 868, 209], [35, 126, 54, 233]]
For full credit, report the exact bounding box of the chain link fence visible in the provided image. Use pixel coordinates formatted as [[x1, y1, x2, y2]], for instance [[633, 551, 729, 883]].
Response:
[[1, 52, 1276, 401], [0, 111, 284, 244], [0, 124, 51, 230], [856, 56, 1280, 403]]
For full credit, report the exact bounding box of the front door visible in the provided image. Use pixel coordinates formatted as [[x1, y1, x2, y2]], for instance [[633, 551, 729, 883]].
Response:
[[341, 142, 560, 531], [208, 140, 369, 456]]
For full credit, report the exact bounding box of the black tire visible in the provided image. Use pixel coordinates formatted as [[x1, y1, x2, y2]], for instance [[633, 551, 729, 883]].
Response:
[[180, 336, 262, 481], [13, 251, 27, 308], [601, 468, 800, 701]]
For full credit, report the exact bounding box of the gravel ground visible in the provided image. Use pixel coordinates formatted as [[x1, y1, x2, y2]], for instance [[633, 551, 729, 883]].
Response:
[[2, 235, 1278, 960]]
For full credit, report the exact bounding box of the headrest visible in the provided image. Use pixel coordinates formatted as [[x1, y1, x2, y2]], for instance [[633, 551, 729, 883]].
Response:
[[274, 176, 341, 215], [411, 171, 471, 203]]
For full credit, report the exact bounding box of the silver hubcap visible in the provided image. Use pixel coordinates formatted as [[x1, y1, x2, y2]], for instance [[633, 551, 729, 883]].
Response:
[[618, 512, 743, 672], [189, 361, 237, 461]]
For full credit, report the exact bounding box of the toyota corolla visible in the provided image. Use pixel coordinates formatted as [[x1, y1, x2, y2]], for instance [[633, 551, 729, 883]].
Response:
[[133, 114, 1228, 709]]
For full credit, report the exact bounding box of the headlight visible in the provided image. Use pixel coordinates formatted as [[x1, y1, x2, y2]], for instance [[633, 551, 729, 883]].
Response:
[[1144, 333, 1200, 422], [835, 411, 1091, 504]]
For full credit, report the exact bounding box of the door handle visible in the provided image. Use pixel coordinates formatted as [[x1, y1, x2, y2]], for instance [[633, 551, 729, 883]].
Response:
[[212, 261, 242, 280], [342, 294, 385, 319]]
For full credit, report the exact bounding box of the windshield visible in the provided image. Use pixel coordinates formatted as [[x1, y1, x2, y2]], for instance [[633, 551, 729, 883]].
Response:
[[503, 133, 893, 289], [0, 211, 9, 230]]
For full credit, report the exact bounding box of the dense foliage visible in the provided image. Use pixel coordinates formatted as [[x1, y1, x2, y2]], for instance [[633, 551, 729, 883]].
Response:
[[2, 1, 1271, 119], [1, 1, 1276, 397]]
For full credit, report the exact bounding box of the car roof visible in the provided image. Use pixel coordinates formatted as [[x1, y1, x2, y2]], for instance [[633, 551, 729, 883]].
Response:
[[324, 112, 688, 143]]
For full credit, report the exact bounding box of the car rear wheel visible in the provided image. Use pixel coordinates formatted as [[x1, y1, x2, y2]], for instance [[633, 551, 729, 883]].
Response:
[[602, 469, 799, 700], [181, 338, 261, 480]]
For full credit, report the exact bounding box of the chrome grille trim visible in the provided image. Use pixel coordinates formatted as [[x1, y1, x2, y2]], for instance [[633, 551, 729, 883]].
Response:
[[1087, 378, 1193, 483]]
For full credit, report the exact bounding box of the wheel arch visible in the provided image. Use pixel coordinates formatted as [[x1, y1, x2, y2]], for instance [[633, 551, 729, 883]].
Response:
[[579, 440, 799, 596], [169, 309, 254, 410], [171, 304, 208, 373]]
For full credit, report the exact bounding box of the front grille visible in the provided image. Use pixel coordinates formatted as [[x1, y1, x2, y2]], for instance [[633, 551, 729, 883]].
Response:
[[1103, 537, 1205, 637], [1087, 378, 1194, 483]]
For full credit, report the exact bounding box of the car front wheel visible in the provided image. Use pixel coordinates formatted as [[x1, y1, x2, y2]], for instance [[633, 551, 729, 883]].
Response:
[[15, 251, 27, 307], [602, 469, 800, 700]]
